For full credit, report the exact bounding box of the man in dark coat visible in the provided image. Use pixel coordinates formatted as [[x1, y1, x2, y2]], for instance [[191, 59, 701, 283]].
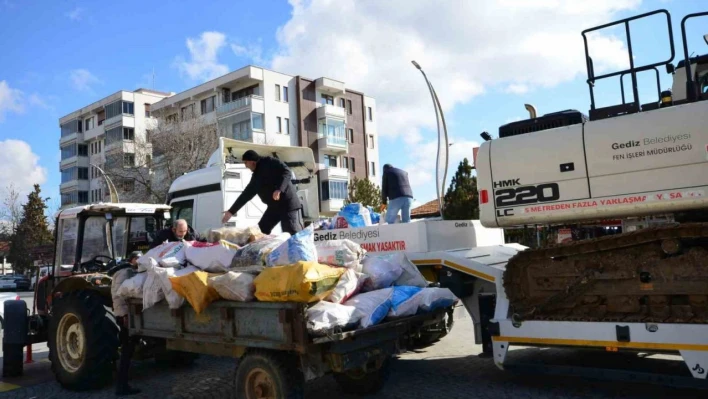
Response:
[[221, 150, 304, 235], [380, 164, 414, 224], [149, 219, 204, 249]]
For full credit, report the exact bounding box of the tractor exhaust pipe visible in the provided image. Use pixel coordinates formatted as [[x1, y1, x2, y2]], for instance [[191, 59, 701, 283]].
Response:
[[524, 104, 537, 119]]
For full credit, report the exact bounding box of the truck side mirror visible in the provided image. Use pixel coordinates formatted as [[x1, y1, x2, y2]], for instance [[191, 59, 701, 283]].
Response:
[[666, 63, 675, 74]]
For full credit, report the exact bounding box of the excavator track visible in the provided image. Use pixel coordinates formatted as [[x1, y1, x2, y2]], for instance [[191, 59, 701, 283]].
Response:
[[503, 222, 708, 323]]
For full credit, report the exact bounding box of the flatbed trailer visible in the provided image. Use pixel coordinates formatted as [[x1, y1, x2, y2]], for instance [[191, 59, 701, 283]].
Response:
[[127, 298, 448, 397]]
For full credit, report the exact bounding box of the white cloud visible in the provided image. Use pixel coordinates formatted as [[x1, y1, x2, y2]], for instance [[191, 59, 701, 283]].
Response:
[[0, 81, 24, 122], [65, 7, 85, 21], [505, 84, 529, 95], [271, 0, 640, 142], [69, 69, 102, 92], [175, 32, 229, 82], [0, 140, 47, 195], [231, 42, 265, 65]]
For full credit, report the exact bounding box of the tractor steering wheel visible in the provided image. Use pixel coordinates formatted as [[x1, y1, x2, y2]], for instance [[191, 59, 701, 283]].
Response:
[[81, 255, 116, 274]]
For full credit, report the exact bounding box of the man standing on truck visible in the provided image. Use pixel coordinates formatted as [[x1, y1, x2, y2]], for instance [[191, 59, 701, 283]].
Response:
[[149, 219, 204, 249], [221, 150, 304, 235], [380, 164, 415, 224]]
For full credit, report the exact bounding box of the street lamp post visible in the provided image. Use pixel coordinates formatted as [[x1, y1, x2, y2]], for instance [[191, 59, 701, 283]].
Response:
[[411, 60, 449, 219], [90, 163, 120, 203]]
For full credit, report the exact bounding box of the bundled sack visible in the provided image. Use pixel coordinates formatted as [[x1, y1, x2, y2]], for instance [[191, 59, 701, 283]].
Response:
[[344, 287, 395, 328], [361, 255, 403, 291], [169, 271, 221, 314], [306, 301, 361, 335], [142, 259, 165, 310], [375, 253, 427, 287], [154, 265, 200, 309], [419, 287, 458, 312], [185, 243, 239, 273], [208, 225, 262, 246], [330, 203, 373, 229], [117, 272, 147, 299], [266, 225, 317, 267], [316, 239, 365, 269], [326, 269, 368, 304], [231, 233, 291, 268], [139, 241, 191, 271], [388, 286, 425, 318], [254, 261, 345, 303], [208, 271, 255, 302]]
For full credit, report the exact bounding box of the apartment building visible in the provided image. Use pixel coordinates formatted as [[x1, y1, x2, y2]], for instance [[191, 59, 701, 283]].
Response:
[[58, 88, 173, 207], [150, 65, 379, 216]]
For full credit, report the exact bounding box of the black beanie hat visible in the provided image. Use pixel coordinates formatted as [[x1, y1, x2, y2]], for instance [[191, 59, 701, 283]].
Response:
[[242, 150, 260, 162]]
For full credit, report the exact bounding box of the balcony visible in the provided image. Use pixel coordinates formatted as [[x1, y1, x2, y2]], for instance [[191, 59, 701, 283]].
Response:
[[103, 114, 135, 129], [60, 180, 89, 192], [60, 156, 89, 169], [317, 135, 348, 153], [315, 77, 345, 95], [316, 104, 347, 121], [320, 166, 349, 181], [216, 95, 264, 119], [321, 199, 345, 214], [59, 132, 83, 146], [84, 125, 104, 141]]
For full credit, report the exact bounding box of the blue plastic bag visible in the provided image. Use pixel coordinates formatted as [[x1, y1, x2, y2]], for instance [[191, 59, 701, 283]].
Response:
[[338, 203, 372, 228], [265, 225, 317, 266], [389, 286, 423, 318], [367, 206, 381, 224]]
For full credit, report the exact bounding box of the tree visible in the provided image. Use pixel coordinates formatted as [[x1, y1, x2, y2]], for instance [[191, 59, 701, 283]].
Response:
[[0, 183, 22, 239], [346, 177, 382, 208], [7, 184, 53, 274], [442, 158, 479, 220]]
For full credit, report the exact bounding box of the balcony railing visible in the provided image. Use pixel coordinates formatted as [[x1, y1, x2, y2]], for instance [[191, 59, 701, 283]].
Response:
[[217, 95, 260, 115]]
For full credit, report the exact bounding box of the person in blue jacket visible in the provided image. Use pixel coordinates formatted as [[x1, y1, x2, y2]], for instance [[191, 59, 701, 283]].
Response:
[[380, 164, 414, 224]]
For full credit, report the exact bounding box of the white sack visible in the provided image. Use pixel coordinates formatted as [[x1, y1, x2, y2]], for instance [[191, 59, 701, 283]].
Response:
[[326, 269, 367, 304], [306, 301, 360, 333], [265, 225, 317, 267], [315, 239, 365, 269], [361, 256, 403, 291], [344, 287, 394, 328], [208, 271, 255, 302], [138, 241, 191, 271], [185, 245, 238, 273], [158, 257, 181, 268], [142, 259, 165, 310], [154, 265, 200, 309], [117, 272, 147, 299], [388, 286, 425, 318], [418, 287, 458, 312], [373, 253, 427, 287]]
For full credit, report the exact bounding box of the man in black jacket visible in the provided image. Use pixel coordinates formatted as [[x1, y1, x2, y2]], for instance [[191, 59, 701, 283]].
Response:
[[149, 219, 204, 249], [221, 150, 304, 235], [380, 164, 414, 224]]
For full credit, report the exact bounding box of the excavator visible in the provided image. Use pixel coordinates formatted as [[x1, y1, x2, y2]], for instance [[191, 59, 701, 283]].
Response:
[[474, 9, 708, 324]]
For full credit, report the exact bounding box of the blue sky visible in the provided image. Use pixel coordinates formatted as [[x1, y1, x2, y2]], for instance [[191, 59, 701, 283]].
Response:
[[0, 0, 706, 211]]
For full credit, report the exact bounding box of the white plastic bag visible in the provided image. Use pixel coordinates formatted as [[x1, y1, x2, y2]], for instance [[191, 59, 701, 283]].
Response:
[[344, 287, 394, 328], [185, 245, 238, 273], [138, 241, 190, 271], [159, 257, 181, 268], [118, 272, 147, 299], [377, 253, 427, 287], [266, 225, 317, 267], [142, 259, 165, 309], [208, 271, 255, 302], [361, 256, 403, 291], [326, 269, 367, 304], [418, 288, 458, 312], [306, 301, 360, 334], [315, 239, 365, 269], [388, 286, 425, 318], [154, 265, 200, 309]]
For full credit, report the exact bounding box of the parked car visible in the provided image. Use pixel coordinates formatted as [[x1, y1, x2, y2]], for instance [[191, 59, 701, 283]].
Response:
[[12, 276, 30, 291], [0, 276, 17, 291], [0, 292, 21, 330]]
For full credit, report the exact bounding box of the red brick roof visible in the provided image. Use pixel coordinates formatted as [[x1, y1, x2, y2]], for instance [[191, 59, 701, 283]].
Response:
[[411, 199, 441, 219]]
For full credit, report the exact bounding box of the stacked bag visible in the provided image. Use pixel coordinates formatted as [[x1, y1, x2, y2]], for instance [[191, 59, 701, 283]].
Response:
[[115, 222, 458, 334]]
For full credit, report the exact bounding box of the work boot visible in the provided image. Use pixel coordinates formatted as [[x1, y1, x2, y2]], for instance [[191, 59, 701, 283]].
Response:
[[116, 385, 141, 396]]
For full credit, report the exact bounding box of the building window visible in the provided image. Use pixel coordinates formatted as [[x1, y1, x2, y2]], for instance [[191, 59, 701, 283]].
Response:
[[60, 119, 80, 137], [145, 103, 151, 117], [85, 117, 94, 130], [61, 167, 75, 183], [321, 181, 348, 200], [283, 86, 289, 103], [78, 191, 89, 204], [276, 116, 282, 133], [342, 157, 349, 169], [124, 154, 135, 167], [123, 179, 135, 193], [98, 140, 102, 152], [347, 100, 352, 115], [370, 162, 376, 176], [324, 154, 337, 168], [351, 158, 356, 173], [284, 118, 290, 135], [78, 144, 88, 156], [322, 94, 334, 105], [368, 135, 375, 149], [78, 167, 88, 180], [339, 98, 345, 108], [166, 113, 178, 123], [275, 84, 281, 101], [252, 112, 264, 130], [123, 127, 135, 141], [200, 96, 215, 114], [61, 144, 77, 160], [232, 84, 259, 100], [181, 104, 195, 121], [367, 107, 373, 121], [348, 129, 354, 143], [232, 120, 251, 140], [123, 102, 134, 115]]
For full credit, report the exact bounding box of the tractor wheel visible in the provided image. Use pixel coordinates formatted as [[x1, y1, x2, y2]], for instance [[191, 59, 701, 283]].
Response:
[[234, 350, 304, 399], [48, 290, 119, 390]]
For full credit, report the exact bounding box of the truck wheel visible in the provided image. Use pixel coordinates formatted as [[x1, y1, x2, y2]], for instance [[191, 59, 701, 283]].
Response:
[[333, 357, 390, 395], [234, 350, 304, 399], [413, 308, 455, 348], [48, 290, 119, 390]]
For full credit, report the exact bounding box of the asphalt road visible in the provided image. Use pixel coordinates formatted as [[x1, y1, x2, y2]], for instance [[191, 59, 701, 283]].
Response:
[[0, 304, 706, 398]]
